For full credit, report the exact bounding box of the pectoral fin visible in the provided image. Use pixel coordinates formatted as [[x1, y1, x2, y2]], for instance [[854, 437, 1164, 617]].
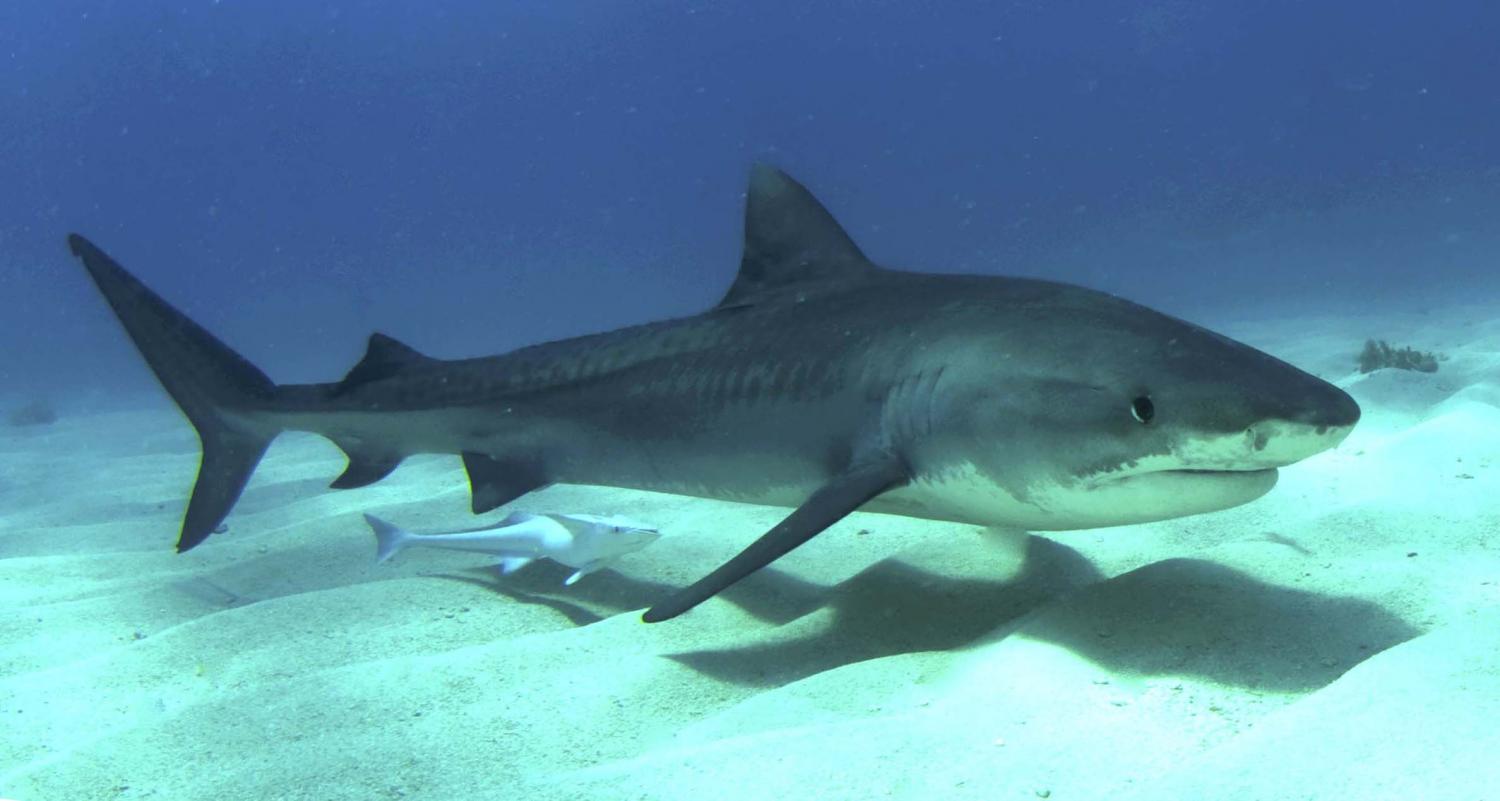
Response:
[[642, 455, 910, 622], [563, 561, 604, 586]]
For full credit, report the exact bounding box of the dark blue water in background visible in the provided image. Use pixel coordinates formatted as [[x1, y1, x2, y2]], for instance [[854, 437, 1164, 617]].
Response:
[[3, 0, 1498, 400]]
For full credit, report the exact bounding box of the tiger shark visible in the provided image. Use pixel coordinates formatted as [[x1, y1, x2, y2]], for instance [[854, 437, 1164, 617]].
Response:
[[68, 165, 1359, 622]]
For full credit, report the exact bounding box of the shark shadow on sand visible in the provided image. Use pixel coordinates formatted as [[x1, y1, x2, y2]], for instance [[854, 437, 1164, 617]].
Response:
[[662, 547, 1416, 691], [397, 530, 1416, 695], [431, 533, 1101, 684]]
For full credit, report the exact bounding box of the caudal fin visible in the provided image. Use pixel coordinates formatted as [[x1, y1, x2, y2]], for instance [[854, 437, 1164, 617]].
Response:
[[68, 234, 281, 552], [363, 513, 410, 563]]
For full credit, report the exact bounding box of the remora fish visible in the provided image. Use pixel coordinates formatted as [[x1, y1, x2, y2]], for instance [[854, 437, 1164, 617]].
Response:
[[68, 165, 1360, 622], [364, 511, 660, 586]]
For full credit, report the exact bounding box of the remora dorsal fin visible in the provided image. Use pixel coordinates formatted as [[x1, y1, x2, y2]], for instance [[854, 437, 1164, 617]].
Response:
[[332, 333, 434, 396], [718, 165, 874, 308]]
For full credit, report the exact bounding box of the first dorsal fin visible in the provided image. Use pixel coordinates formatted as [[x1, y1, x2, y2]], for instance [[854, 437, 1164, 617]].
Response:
[[718, 165, 875, 308], [332, 333, 434, 396]]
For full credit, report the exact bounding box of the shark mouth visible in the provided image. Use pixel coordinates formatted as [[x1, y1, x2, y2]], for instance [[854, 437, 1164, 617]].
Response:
[[1158, 467, 1279, 477], [1101, 466, 1280, 486], [1083, 460, 1279, 485]]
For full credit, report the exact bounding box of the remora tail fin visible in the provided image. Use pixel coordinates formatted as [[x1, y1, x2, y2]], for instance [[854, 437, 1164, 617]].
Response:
[[363, 514, 410, 563], [68, 234, 281, 552]]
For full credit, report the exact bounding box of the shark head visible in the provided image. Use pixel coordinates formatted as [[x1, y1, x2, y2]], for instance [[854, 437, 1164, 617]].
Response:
[[899, 282, 1361, 529]]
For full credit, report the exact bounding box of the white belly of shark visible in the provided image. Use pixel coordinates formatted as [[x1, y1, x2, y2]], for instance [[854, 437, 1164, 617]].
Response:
[[875, 461, 1280, 531]]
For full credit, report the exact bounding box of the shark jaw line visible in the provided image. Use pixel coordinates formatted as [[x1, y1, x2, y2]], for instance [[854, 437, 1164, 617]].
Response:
[[1079, 448, 1283, 494], [1093, 465, 1281, 494]]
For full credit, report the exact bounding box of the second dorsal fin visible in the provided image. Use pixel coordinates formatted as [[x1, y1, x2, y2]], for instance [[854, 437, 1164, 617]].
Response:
[[332, 333, 435, 396]]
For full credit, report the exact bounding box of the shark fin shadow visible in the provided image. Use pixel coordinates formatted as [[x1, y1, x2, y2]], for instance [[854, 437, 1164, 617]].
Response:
[[666, 534, 1102, 686], [666, 541, 1420, 693]]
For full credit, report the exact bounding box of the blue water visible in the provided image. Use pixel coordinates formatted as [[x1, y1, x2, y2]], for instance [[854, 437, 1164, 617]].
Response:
[[3, 0, 1498, 397]]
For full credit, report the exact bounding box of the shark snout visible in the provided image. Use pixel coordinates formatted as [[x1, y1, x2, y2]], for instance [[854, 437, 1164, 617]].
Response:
[[1244, 385, 1360, 466]]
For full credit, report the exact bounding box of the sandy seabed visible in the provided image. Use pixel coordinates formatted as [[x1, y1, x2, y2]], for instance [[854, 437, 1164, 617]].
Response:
[[3, 301, 1500, 801]]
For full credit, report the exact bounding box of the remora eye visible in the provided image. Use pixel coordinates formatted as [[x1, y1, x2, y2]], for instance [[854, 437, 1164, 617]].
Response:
[[1130, 395, 1155, 424]]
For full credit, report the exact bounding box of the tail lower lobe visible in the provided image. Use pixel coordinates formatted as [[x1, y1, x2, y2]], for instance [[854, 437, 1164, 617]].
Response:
[[68, 234, 282, 551]]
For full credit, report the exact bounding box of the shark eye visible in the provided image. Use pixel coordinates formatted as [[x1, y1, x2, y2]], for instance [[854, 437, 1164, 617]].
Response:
[[1130, 395, 1155, 425]]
